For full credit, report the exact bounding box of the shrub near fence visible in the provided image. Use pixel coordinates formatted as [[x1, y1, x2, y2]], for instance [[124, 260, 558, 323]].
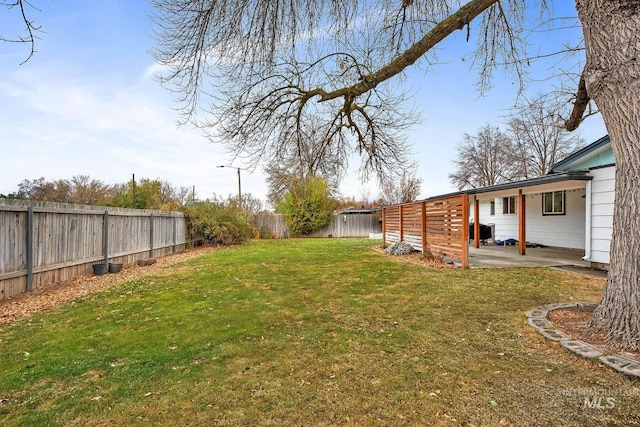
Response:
[[0, 199, 186, 300]]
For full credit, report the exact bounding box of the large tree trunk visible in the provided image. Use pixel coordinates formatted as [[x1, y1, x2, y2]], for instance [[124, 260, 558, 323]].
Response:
[[577, 0, 640, 351]]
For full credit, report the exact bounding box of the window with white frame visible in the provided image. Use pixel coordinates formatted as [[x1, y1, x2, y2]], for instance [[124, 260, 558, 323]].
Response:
[[502, 196, 517, 215], [490, 200, 495, 216], [543, 191, 565, 215]]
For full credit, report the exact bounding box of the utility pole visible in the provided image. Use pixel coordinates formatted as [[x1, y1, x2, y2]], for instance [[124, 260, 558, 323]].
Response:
[[217, 165, 245, 208], [236, 167, 241, 208], [132, 173, 136, 209]]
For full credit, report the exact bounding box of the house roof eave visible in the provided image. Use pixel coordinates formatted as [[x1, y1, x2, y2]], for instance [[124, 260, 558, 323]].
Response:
[[550, 135, 611, 173], [380, 172, 593, 209], [465, 172, 592, 196]]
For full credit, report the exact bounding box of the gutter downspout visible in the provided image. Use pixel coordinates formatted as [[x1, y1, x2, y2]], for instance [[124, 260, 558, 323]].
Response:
[[582, 180, 592, 261]]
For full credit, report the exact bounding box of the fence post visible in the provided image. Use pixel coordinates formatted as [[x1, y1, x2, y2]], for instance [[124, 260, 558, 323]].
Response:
[[26, 206, 33, 292], [103, 210, 109, 267], [399, 205, 404, 242], [461, 195, 470, 268], [421, 201, 427, 255], [173, 215, 177, 253], [149, 213, 154, 258]]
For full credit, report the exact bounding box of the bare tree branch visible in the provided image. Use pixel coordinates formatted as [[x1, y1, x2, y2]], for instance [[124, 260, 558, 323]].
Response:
[[151, 0, 527, 184], [311, 0, 499, 103], [565, 68, 591, 131], [507, 95, 585, 177], [1, 0, 43, 64], [449, 125, 519, 190]]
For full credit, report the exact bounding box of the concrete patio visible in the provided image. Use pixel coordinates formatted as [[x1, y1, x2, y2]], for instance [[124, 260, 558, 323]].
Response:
[[468, 244, 607, 278]]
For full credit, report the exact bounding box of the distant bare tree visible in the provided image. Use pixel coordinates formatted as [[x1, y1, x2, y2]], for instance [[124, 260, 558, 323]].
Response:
[[379, 171, 422, 205], [70, 175, 110, 205], [449, 125, 518, 190], [175, 186, 192, 206], [223, 192, 264, 215], [507, 96, 585, 178], [17, 177, 72, 202], [264, 143, 342, 210], [240, 193, 264, 216]]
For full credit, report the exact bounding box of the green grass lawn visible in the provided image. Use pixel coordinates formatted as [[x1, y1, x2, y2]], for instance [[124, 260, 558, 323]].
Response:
[[1, 239, 638, 426]]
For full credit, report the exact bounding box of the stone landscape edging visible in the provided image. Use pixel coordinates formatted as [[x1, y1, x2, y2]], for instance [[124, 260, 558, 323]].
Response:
[[527, 302, 640, 378]]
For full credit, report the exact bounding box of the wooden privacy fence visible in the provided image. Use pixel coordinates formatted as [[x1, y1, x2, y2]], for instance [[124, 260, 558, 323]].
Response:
[[252, 212, 381, 239], [0, 199, 187, 300], [305, 213, 382, 238], [382, 195, 469, 267], [252, 212, 290, 239]]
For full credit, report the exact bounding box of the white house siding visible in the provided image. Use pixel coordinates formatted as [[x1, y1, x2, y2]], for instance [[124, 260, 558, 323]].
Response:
[[476, 190, 586, 249], [524, 190, 586, 249], [478, 197, 518, 242], [589, 166, 614, 264]]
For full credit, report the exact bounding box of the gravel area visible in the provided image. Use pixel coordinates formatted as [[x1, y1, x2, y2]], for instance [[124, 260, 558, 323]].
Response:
[[0, 246, 218, 326]]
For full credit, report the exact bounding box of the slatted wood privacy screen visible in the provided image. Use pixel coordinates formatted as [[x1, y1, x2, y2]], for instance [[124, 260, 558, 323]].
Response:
[[382, 195, 469, 267], [0, 200, 186, 300]]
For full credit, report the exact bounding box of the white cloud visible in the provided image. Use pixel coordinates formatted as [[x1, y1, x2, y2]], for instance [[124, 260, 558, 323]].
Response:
[[0, 64, 269, 201]]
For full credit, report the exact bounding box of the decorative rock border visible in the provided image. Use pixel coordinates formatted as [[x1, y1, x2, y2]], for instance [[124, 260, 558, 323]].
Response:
[[527, 302, 640, 378]]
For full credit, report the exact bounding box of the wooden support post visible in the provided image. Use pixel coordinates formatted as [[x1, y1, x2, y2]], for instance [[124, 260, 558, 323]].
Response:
[[149, 213, 154, 258], [421, 201, 427, 254], [382, 207, 386, 248], [461, 195, 470, 268], [518, 190, 526, 256], [173, 215, 177, 254], [399, 205, 404, 242], [473, 196, 480, 249], [103, 210, 109, 267], [26, 206, 33, 292]]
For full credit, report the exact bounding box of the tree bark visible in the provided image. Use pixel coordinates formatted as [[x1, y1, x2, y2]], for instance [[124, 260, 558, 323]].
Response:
[[577, 0, 640, 351]]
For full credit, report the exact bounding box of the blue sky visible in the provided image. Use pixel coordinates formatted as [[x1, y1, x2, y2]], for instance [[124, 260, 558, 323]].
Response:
[[0, 1, 607, 205]]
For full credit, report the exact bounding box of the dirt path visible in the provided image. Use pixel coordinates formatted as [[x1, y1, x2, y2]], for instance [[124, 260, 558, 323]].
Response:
[[0, 246, 218, 326]]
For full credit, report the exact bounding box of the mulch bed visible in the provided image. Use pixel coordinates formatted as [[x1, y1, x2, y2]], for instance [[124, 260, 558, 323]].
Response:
[[402, 252, 457, 269], [0, 246, 218, 326], [548, 309, 640, 362]]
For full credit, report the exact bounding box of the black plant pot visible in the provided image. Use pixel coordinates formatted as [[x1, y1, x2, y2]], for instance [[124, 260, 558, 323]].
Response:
[[92, 264, 108, 275], [109, 262, 123, 273]]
